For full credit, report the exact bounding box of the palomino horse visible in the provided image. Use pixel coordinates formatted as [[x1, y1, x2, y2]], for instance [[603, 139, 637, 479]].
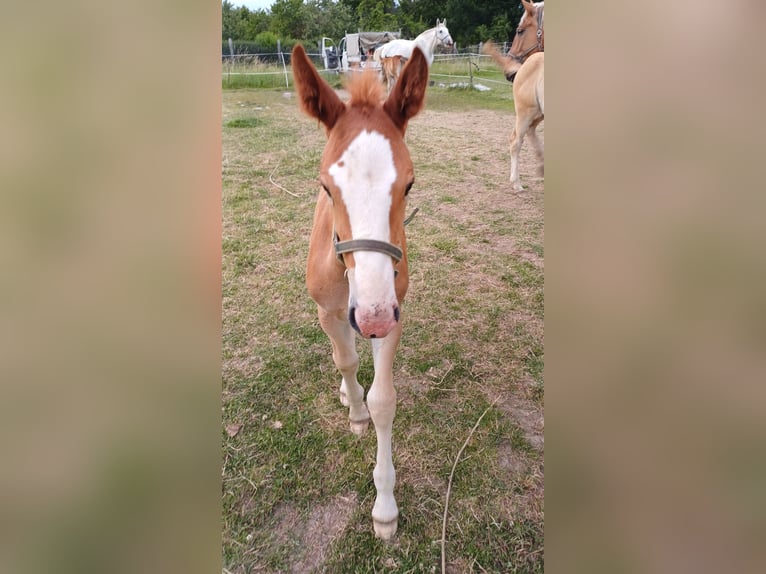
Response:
[[375, 19, 453, 93], [291, 44, 429, 540], [508, 52, 544, 191], [508, 1, 544, 79], [484, 43, 544, 191]]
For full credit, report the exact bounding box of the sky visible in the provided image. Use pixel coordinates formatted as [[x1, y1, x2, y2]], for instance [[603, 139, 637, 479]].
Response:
[[236, 1, 275, 11]]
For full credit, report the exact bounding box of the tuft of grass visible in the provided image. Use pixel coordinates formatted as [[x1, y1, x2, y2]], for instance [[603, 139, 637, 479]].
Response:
[[225, 117, 264, 128]]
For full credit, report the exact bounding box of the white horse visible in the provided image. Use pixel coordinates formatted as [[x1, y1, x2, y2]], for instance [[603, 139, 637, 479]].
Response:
[[376, 19, 454, 93]]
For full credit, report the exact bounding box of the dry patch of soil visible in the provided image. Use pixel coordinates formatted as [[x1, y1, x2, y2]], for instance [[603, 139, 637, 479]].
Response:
[[267, 493, 359, 573]]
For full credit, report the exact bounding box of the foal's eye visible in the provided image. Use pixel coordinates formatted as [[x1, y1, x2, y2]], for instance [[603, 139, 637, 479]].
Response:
[[404, 181, 413, 196]]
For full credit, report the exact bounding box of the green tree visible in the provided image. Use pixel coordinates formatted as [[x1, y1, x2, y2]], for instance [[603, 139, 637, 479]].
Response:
[[222, 1, 250, 40], [270, 0, 309, 40], [222, 1, 270, 41], [254, 31, 280, 51], [303, 1, 357, 47], [443, 0, 522, 44], [356, 0, 397, 31], [223, 0, 526, 46]]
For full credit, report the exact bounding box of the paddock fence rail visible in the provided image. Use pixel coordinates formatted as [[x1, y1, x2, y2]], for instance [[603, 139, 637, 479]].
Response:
[[222, 43, 513, 91]]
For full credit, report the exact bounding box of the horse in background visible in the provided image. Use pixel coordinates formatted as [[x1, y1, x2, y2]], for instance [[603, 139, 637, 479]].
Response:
[[375, 20, 453, 93], [507, 52, 544, 191], [508, 0, 544, 73], [291, 44, 429, 540], [483, 43, 544, 191]]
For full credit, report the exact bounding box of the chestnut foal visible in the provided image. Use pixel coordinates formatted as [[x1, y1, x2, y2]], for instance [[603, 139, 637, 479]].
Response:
[[291, 44, 429, 539]]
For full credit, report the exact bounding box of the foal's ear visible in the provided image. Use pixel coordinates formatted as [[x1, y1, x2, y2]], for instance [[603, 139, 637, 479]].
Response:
[[292, 44, 345, 131], [383, 47, 429, 132]]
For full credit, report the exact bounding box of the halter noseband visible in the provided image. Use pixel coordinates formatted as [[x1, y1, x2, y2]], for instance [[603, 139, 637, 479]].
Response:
[[332, 207, 419, 268], [334, 234, 402, 265], [510, 5, 544, 64]]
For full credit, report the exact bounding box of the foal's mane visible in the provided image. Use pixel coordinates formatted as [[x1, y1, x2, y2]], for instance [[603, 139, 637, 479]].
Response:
[[346, 69, 385, 108]]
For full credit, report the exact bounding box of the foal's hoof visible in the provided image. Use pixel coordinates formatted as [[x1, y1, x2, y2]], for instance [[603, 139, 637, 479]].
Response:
[[350, 417, 369, 436], [373, 517, 398, 541]]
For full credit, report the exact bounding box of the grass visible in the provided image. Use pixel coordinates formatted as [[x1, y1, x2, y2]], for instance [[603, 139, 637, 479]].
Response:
[[222, 78, 543, 573], [223, 54, 515, 110]]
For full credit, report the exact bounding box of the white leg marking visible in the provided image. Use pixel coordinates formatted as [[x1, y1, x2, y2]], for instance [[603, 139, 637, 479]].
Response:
[[318, 307, 370, 435], [366, 322, 402, 539]]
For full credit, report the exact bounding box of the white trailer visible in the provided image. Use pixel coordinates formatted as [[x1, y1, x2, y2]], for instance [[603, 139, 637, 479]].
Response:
[[321, 31, 401, 72]]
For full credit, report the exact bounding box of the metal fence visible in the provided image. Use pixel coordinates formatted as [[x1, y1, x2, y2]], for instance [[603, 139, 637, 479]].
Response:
[[222, 43, 512, 90]]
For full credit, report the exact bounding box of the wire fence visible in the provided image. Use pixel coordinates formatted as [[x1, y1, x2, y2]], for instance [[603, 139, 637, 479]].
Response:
[[222, 43, 511, 90]]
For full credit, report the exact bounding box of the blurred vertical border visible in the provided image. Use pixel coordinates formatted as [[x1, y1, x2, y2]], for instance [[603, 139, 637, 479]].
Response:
[[549, 1, 766, 572], [3, 0, 766, 573], [0, 1, 221, 573]]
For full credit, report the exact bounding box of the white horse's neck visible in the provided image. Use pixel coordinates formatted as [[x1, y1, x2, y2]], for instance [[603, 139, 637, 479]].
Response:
[[413, 28, 439, 61], [380, 24, 449, 66]]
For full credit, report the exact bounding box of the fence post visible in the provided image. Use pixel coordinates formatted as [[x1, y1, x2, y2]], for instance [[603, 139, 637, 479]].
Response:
[[278, 39, 289, 88], [227, 38, 234, 84]]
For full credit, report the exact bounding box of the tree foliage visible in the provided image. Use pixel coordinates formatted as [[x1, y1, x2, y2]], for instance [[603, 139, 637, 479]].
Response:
[[222, 0, 526, 48]]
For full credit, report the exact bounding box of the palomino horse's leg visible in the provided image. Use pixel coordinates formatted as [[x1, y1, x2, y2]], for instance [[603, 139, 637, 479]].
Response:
[[317, 306, 370, 436], [510, 115, 532, 191], [527, 119, 544, 178], [383, 59, 395, 95], [382, 57, 402, 96], [367, 319, 402, 540]]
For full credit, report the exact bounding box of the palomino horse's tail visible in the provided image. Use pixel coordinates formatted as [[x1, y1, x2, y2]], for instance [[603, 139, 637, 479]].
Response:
[[482, 41, 507, 67], [482, 41, 520, 80]]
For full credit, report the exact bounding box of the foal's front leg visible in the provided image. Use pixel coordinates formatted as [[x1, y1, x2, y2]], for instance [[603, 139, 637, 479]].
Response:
[[367, 320, 402, 540], [318, 306, 370, 435]]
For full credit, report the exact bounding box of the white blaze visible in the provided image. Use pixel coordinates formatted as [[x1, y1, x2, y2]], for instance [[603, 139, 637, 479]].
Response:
[[329, 130, 397, 304]]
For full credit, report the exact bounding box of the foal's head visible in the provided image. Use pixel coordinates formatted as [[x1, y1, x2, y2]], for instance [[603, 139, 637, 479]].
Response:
[[292, 45, 429, 338]]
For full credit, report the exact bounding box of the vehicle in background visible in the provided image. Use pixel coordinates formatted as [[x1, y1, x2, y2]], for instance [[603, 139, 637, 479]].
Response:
[[321, 31, 401, 72]]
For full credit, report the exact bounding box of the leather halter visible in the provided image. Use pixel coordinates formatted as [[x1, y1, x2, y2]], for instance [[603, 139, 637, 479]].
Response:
[[510, 5, 544, 64], [332, 208, 417, 267], [334, 234, 403, 265]]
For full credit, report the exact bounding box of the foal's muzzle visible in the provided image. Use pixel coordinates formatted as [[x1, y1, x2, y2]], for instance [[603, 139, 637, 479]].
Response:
[[335, 235, 402, 339], [349, 303, 400, 339]]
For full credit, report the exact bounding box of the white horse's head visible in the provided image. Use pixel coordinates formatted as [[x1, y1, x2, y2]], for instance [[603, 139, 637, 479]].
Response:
[[435, 19, 454, 48]]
